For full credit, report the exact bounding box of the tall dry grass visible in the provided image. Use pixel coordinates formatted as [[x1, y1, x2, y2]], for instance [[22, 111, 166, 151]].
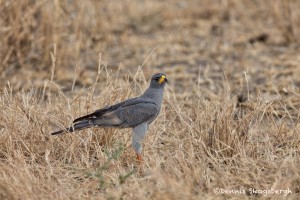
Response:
[[1, 69, 300, 199], [1, 0, 300, 199]]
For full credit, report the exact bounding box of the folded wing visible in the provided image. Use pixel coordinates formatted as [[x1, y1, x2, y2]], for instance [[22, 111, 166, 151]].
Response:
[[73, 98, 159, 128]]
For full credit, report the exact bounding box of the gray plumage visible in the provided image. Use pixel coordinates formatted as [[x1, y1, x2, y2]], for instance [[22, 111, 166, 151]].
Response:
[[51, 73, 168, 161]]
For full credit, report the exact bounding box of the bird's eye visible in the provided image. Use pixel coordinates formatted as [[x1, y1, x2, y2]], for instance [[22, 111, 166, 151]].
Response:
[[154, 77, 160, 81]]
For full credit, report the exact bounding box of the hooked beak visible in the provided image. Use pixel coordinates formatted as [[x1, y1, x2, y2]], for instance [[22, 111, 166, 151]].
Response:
[[159, 75, 168, 84]]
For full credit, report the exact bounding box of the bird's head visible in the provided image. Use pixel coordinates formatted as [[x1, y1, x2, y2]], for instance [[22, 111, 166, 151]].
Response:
[[150, 73, 168, 88]]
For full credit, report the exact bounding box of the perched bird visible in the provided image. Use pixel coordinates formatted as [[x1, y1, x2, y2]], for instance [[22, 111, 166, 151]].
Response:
[[51, 73, 168, 162]]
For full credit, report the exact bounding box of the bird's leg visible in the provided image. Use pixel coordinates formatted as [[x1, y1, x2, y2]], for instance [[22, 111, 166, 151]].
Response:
[[132, 123, 148, 164], [136, 153, 143, 164]]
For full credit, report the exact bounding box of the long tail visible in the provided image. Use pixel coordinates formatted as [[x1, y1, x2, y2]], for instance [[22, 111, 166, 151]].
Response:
[[50, 120, 94, 135]]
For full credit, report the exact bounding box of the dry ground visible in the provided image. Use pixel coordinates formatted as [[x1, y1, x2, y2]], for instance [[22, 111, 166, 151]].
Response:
[[1, 0, 300, 199]]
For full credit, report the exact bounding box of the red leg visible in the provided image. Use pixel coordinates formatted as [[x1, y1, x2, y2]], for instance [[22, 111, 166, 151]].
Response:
[[136, 153, 143, 164]]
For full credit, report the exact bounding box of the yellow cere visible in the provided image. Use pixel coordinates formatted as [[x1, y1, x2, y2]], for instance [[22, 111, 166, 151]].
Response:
[[158, 75, 166, 84]]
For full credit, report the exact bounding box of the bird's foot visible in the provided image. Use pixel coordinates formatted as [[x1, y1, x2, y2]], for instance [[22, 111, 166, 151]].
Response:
[[136, 153, 143, 164]]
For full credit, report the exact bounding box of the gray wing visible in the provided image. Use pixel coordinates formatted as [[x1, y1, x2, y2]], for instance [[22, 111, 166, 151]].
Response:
[[92, 100, 159, 128], [51, 99, 159, 135], [73, 97, 139, 123]]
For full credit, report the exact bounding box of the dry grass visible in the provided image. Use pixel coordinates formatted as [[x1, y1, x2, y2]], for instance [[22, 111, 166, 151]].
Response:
[[1, 0, 300, 199]]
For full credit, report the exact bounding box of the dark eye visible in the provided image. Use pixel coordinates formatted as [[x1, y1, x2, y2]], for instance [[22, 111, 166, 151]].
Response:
[[154, 77, 160, 81]]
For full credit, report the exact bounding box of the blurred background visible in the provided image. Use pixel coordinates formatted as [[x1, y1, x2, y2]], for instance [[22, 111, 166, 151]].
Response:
[[1, 0, 300, 95]]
